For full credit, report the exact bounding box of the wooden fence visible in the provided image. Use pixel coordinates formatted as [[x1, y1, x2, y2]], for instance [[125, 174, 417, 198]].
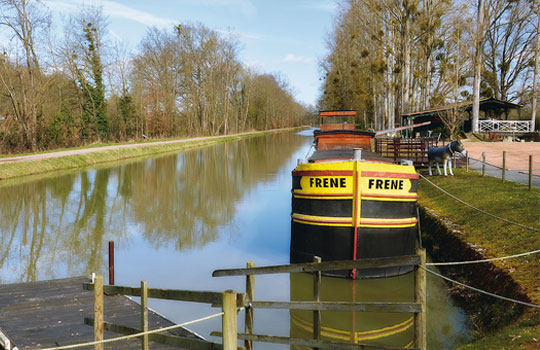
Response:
[[374, 137, 438, 165], [212, 250, 427, 350], [85, 249, 427, 350]]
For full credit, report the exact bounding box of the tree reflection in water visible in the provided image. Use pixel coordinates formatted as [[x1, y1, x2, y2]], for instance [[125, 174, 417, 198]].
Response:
[[0, 132, 307, 282]]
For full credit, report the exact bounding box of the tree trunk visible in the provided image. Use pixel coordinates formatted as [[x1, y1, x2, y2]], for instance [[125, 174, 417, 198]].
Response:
[[472, 0, 485, 133], [531, 10, 539, 131]]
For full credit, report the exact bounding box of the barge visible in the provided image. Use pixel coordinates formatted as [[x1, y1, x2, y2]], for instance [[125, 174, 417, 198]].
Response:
[[290, 111, 420, 279]]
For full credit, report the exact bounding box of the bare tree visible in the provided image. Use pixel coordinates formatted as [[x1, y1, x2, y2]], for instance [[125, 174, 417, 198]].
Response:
[[0, 0, 50, 150], [472, 0, 485, 133], [483, 0, 536, 102], [531, 3, 539, 131]]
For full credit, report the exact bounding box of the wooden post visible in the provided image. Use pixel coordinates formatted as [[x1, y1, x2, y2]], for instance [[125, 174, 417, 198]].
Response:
[[245, 261, 255, 350], [529, 155, 533, 191], [482, 152, 486, 176], [414, 249, 427, 350], [502, 151, 506, 183], [108, 241, 115, 285], [93, 275, 104, 350], [141, 280, 149, 350], [222, 290, 237, 350], [313, 256, 322, 350]]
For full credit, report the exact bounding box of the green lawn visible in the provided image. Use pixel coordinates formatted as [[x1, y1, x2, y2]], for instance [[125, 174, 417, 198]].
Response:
[[418, 169, 539, 349]]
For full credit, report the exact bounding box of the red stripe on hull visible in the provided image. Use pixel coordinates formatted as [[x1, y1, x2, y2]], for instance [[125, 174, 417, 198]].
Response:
[[361, 193, 418, 199], [293, 192, 353, 198], [292, 170, 354, 177]]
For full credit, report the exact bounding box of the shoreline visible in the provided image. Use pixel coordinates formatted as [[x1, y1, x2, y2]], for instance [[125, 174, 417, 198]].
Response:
[[0, 127, 305, 181]]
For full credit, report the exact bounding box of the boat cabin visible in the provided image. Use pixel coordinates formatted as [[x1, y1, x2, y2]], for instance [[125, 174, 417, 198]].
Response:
[[315, 111, 374, 151], [319, 110, 357, 131]]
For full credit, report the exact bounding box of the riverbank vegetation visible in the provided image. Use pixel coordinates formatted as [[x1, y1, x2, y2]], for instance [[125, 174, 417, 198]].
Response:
[[319, 1, 539, 134], [0, 1, 307, 154], [418, 169, 539, 349], [0, 128, 296, 180]]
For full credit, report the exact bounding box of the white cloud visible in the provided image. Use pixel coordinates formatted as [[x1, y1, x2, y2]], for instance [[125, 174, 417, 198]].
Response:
[[283, 54, 314, 64], [45, 0, 175, 27]]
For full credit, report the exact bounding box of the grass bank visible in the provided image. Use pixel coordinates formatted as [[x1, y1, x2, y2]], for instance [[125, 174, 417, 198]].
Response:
[[0, 128, 302, 180], [418, 169, 539, 349]]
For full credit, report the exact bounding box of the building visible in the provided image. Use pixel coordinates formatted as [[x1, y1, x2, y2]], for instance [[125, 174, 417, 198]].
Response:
[[400, 97, 530, 137]]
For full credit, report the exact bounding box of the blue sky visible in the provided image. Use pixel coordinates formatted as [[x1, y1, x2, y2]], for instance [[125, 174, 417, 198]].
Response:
[[43, 0, 339, 106]]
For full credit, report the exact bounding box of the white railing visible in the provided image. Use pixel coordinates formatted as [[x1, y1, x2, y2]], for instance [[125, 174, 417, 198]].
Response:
[[479, 120, 532, 133]]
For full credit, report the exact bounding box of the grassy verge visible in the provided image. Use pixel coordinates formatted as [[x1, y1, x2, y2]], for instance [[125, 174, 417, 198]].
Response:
[[418, 169, 539, 349], [0, 128, 298, 180]]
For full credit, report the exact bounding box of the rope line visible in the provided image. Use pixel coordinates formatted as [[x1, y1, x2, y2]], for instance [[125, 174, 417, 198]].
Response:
[[422, 267, 540, 309], [419, 174, 540, 232], [467, 157, 540, 178], [38, 311, 225, 350], [427, 249, 540, 266]]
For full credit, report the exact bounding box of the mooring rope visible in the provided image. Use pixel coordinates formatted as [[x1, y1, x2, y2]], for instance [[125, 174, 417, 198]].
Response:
[[38, 311, 225, 350], [421, 267, 540, 309], [427, 249, 540, 266], [419, 174, 540, 232]]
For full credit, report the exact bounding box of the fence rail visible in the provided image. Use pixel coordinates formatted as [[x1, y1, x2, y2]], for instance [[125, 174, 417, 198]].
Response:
[[374, 137, 438, 165], [479, 120, 532, 133], [214, 250, 427, 350], [213, 254, 421, 277], [83, 251, 427, 350]]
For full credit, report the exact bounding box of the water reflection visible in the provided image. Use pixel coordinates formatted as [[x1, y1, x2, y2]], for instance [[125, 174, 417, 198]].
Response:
[[0, 133, 307, 283], [0, 130, 469, 349], [290, 273, 414, 349]]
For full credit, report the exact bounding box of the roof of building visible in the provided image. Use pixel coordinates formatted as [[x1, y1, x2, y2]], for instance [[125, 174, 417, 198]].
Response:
[[401, 97, 522, 119]]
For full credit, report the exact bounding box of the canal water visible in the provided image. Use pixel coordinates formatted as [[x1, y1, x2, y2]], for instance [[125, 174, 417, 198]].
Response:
[[0, 129, 469, 348]]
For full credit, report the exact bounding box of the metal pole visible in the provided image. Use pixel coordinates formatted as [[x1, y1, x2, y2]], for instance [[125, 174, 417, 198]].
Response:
[[501, 151, 506, 183], [482, 152, 486, 176], [108, 241, 114, 285], [466, 153, 469, 172], [222, 290, 238, 350]]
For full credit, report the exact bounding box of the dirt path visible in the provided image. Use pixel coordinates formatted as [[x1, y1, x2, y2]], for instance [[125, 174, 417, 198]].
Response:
[[0, 130, 273, 164], [462, 141, 540, 174]]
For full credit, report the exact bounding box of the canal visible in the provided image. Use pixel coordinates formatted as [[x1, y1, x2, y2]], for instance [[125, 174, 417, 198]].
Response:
[[0, 129, 469, 348]]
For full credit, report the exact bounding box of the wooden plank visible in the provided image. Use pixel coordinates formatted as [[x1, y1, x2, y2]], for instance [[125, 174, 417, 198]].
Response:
[[414, 249, 427, 350], [141, 280, 149, 350], [244, 261, 254, 350], [85, 318, 221, 350], [213, 255, 420, 277], [222, 290, 237, 350], [211, 332, 419, 350], [83, 283, 224, 304], [313, 256, 322, 350], [0, 277, 205, 349], [250, 301, 421, 313], [94, 275, 104, 350]]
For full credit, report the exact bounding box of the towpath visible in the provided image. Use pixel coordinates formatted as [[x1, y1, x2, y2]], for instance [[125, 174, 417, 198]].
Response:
[[462, 141, 540, 187], [0, 131, 271, 164]]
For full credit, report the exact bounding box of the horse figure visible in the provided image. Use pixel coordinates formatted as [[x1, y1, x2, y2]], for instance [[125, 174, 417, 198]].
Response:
[[428, 140, 467, 176]]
